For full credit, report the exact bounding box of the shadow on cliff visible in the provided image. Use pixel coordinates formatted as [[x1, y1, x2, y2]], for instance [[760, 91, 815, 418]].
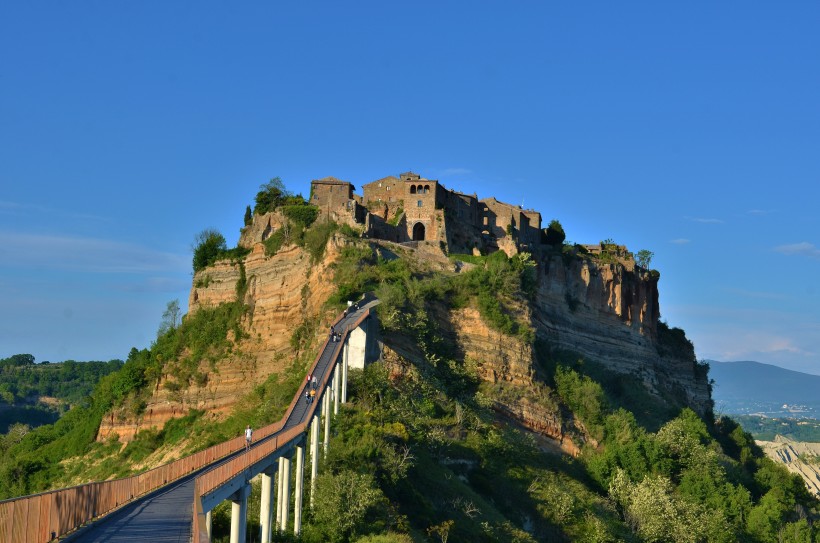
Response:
[[534, 339, 683, 433]]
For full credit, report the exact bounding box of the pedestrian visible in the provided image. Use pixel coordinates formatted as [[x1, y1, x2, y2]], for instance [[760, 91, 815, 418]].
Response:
[[312, 375, 317, 389], [307, 373, 312, 386], [310, 388, 316, 403], [305, 390, 310, 404], [244, 425, 253, 451]]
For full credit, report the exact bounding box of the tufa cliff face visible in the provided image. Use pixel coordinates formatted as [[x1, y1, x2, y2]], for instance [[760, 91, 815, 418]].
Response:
[[533, 253, 711, 412], [98, 226, 346, 442], [100, 217, 711, 444]]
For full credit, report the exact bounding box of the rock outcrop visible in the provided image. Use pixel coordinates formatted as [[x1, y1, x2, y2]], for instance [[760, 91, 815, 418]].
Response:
[[100, 228, 712, 444], [758, 436, 820, 497], [98, 235, 347, 442], [533, 253, 711, 414]]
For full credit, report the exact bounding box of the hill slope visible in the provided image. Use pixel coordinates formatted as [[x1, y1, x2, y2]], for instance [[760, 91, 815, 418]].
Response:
[[2, 192, 818, 542], [710, 360, 820, 417]]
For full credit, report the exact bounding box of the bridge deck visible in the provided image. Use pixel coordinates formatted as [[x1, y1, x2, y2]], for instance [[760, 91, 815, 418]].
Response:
[[65, 301, 373, 543]]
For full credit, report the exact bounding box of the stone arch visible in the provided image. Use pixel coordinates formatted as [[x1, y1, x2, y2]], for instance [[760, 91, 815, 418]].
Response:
[[423, 184, 430, 194], [412, 222, 425, 241], [410, 185, 417, 194]]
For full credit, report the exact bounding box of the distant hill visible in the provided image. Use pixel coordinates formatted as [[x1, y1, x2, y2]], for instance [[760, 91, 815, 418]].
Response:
[[709, 360, 820, 405]]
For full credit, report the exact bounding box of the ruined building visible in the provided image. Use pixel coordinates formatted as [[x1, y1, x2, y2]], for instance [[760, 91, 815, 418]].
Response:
[[310, 171, 543, 256]]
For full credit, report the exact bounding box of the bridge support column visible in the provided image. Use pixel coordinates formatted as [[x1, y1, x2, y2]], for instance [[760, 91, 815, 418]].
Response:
[[293, 443, 305, 535], [323, 394, 331, 455], [260, 467, 276, 543], [206, 510, 212, 541], [342, 341, 349, 403], [278, 454, 291, 532], [310, 413, 320, 508], [229, 483, 250, 543], [333, 363, 340, 415]]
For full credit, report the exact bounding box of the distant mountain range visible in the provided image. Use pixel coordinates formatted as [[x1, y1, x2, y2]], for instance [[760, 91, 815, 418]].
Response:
[[708, 360, 820, 406]]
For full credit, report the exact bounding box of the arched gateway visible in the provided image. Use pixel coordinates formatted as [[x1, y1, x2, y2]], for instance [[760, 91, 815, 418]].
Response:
[[412, 222, 425, 241]]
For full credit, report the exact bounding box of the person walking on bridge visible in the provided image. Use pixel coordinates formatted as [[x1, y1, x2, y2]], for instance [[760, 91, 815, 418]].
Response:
[[244, 425, 253, 451]]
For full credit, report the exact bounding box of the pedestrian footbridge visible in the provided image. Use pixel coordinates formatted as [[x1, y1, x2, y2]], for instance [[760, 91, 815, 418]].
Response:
[[0, 297, 379, 543]]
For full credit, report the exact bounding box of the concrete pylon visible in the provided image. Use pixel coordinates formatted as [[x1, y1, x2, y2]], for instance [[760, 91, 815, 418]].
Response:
[[275, 456, 285, 531], [260, 467, 276, 543], [333, 363, 340, 415], [293, 444, 305, 535], [229, 484, 250, 543], [323, 392, 331, 455], [342, 341, 349, 403], [279, 455, 291, 532], [206, 510, 212, 541], [310, 414, 320, 508]]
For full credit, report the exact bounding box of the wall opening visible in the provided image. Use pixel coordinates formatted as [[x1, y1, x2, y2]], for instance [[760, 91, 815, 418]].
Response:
[[412, 222, 426, 241]]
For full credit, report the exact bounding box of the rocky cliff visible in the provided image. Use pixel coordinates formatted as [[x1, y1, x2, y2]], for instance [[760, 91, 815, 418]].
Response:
[[99, 218, 711, 444], [98, 220, 346, 442], [533, 253, 712, 413], [759, 436, 820, 497]]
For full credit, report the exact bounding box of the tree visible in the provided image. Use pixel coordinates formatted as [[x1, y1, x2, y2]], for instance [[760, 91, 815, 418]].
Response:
[[542, 219, 566, 246], [192, 229, 227, 272], [311, 470, 384, 542], [254, 176, 290, 215], [158, 299, 182, 336], [636, 249, 654, 269], [0, 354, 35, 367], [243, 205, 252, 226]]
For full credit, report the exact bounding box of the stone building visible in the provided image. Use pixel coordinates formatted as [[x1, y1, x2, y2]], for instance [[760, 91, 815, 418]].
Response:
[[310, 171, 543, 256], [310, 176, 355, 211]]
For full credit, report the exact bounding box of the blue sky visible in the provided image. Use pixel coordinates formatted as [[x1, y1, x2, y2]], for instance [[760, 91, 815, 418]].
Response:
[[1, 2, 819, 374]]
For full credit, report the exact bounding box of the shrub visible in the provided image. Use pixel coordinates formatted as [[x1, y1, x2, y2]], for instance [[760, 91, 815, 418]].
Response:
[[254, 177, 289, 215], [542, 219, 566, 246], [282, 204, 319, 227], [192, 229, 227, 272], [303, 220, 338, 262]]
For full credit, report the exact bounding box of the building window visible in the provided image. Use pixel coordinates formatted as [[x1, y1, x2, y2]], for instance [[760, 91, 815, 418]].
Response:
[[410, 186, 417, 194], [417, 200, 423, 207], [423, 185, 430, 193]]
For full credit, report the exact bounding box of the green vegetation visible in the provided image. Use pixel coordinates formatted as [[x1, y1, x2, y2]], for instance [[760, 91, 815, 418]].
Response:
[[192, 229, 227, 272], [0, 355, 123, 433], [542, 219, 566, 246], [254, 177, 290, 215], [734, 415, 820, 442], [388, 203, 404, 226], [283, 204, 319, 228], [3, 208, 819, 542], [635, 249, 654, 269]]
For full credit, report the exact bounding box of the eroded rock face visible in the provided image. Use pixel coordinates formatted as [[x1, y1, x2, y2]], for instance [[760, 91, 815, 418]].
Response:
[[758, 437, 820, 497], [98, 236, 348, 442], [450, 307, 534, 386], [99, 238, 711, 445], [533, 254, 711, 413]]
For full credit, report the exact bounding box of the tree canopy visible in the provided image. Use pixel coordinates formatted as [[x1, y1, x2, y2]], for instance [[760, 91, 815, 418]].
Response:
[[192, 229, 227, 272], [542, 219, 566, 246], [254, 177, 290, 215]]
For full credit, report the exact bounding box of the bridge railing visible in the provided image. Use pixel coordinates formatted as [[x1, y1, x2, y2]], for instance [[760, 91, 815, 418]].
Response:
[[192, 307, 371, 541], [0, 306, 370, 543]]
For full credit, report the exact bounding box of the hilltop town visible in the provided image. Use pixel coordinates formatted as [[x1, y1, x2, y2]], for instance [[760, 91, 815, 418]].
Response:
[[310, 171, 544, 257]]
